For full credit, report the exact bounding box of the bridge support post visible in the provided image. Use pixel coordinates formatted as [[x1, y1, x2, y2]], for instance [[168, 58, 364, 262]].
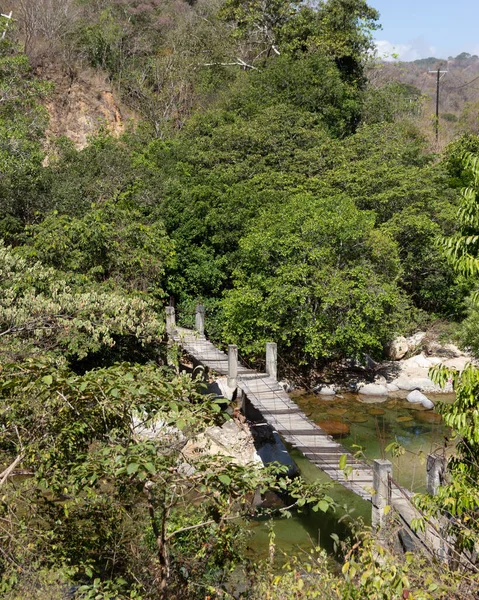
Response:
[[372, 459, 392, 529], [266, 342, 277, 381], [165, 306, 176, 337], [426, 454, 446, 496], [228, 345, 238, 389], [195, 304, 205, 338]]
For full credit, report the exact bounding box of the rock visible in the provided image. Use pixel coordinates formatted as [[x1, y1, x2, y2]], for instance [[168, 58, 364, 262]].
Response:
[[412, 353, 433, 368], [444, 343, 465, 357], [395, 377, 436, 391], [182, 420, 262, 467], [388, 336, 409, 360], [375, 375, 387, 385], [396, 415, 413, 422], [358, 383, 389, 396], [386, 383, 400, 392], [279, 380, 294, 393], [327, 407, 348, 416], [407, 390, 429, 404], [416, 411, 442, 424], [421, 398, 435, 410], [317, 385, 336, 396], [318, 419, 350, 437], [348, 414, 369, 423], [406, 331, 427, 350], [364, 354, 380, 369]]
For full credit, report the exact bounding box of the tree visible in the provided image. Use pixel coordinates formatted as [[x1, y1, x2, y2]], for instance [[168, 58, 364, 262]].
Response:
[[22, 199, 175, 297], [414, 152, 479, 567], [0, 242, 164, 364], [0, 39, 51, 239], [220, 193, 408, 362]]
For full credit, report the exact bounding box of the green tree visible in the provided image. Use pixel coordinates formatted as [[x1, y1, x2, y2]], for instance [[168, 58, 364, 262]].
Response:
[[22, 199, 175, 297], [0, 242, 164, 364], [0, 38, 51, 239], [415, 152, 479, 567], [221, 193, 408, 362]]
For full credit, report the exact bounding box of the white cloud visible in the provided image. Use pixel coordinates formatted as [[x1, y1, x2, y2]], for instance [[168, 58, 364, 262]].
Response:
[[375, 38, 438, 62]]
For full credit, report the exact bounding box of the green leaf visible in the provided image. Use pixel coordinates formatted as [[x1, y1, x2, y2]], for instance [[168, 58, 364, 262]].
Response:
[[317, 499, 330, 513], [339, 454, 347, 470], [126, 463, 139, 475], [42, 375, 53, 386], [218, 474, 231, 485]]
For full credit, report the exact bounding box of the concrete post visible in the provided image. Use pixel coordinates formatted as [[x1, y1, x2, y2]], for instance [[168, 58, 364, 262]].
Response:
[[372, 459, 392, 529], [426, 454, 446, 496], [266, 342, 277, 381], [165, 306, 176, 336], [195, 304, 205, 338], [228, 344, 238, 389]]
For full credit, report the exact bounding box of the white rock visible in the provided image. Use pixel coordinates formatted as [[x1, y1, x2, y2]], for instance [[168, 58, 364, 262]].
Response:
[[421, 398, 435, 410], [413, 353, 433, 368], [427, 356, 442, 366], [279, 380, 293, 393], [444, 343, 464, 357], [318, 386, 336, 396], [395, 377, 435, 391], [386, 383, 400, 392], [388, 336, 409, 360], [375, 375, 387, 385], [407, 390, 429, 404], [358, 383, 389, 396], [406, 331, 427, 349]]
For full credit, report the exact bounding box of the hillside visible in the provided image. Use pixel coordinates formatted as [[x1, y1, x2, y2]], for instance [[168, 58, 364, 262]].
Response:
[[369, 53, 479, 147]]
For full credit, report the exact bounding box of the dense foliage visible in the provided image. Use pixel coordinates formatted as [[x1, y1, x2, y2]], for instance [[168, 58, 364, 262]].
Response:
[[1, 0, 479, 597]]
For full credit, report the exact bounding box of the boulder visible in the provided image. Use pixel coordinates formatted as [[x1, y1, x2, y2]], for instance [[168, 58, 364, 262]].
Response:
[[317, 385, 336, 396], [182, 420, 262, 467], [416, 411, 442, 424], [388, 336, 409, 360], [407, 390, 429, 404], [444, 343, 465, 357], [412, 353, 433, 368], [421, 398, 435, 410], [395, 377, 436, 391], [279, 380, 293, 393], [318, 419, 350, 437], [358, 383, 389, 396], [386, 383, 400, 392], [406, 331, 426, 351]]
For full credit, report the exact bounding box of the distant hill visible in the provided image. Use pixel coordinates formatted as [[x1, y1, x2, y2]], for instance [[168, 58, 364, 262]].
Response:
[[368, 53, 479, 146]]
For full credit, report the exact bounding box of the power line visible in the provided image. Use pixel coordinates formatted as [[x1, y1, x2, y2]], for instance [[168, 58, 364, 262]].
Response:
[[448, 73, 479, 90]]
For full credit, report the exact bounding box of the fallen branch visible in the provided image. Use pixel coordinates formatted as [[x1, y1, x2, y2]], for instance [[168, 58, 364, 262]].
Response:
[[0, 455, 24, 487]]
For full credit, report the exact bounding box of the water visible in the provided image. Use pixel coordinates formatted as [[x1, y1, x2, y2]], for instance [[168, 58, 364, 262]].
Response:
[[247, 390, 454, 560]]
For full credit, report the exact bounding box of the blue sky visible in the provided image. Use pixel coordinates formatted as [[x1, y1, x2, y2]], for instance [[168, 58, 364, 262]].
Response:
[[372, 0, 479, 61]]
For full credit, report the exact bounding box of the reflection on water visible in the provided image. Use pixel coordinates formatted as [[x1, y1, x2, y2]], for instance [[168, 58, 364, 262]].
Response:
[[247, 390, 455, 560]]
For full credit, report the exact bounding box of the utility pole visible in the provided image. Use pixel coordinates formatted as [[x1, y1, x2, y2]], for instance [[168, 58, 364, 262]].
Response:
[[428, 67, 448, 143]]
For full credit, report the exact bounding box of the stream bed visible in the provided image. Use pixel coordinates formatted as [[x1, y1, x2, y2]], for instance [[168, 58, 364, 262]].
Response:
[[247, 390, 454, 560]]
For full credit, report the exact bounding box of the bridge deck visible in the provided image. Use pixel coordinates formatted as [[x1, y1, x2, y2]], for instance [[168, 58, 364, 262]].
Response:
[[173, 328, 374, 501]]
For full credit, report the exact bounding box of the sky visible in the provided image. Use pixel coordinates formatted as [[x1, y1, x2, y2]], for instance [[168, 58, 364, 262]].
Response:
[[372, 0, 479, 62]]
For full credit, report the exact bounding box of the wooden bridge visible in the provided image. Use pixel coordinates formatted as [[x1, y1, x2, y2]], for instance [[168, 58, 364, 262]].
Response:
[[166, 306, 448, 557]]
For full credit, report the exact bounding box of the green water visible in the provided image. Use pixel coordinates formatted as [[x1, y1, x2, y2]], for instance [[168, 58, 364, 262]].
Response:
[[247, 391, 453, 560]]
